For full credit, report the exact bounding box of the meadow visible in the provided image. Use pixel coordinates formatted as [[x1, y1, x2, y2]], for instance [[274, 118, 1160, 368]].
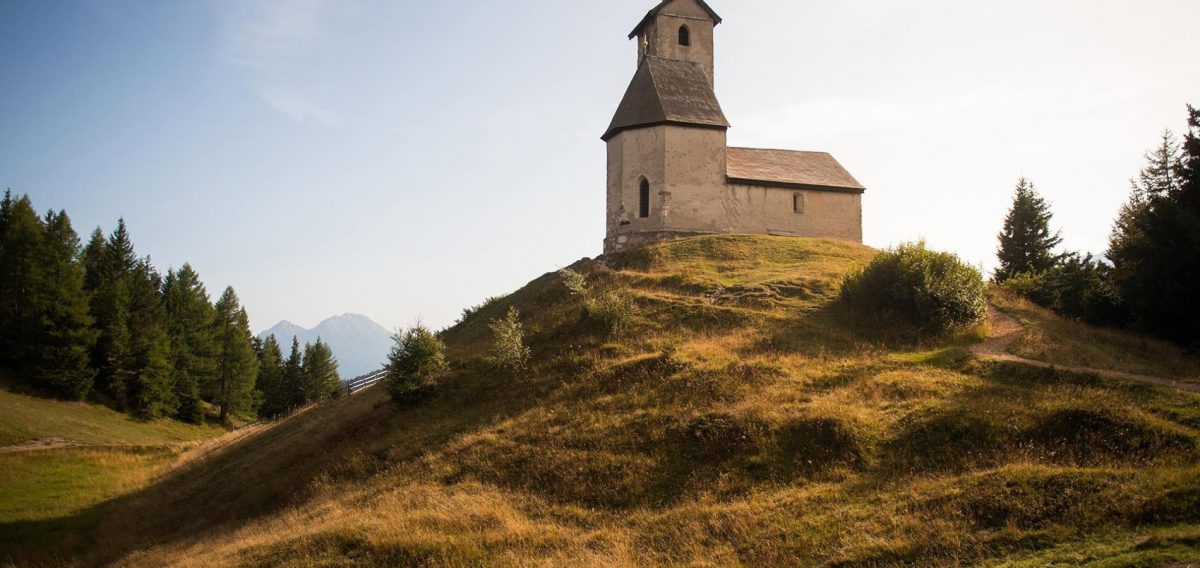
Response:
[[3, 235, 1199, 567]]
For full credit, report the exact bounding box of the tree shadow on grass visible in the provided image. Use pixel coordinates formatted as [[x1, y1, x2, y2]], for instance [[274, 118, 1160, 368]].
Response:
[[0, 363, 561, 567]]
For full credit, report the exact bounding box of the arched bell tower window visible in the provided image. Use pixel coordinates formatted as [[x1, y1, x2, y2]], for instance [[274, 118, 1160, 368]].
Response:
[[678, 25, 691, 46], [638, 178, 651, 218]]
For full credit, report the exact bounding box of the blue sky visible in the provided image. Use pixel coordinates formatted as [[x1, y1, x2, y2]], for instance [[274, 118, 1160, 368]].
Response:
[[3, 0, 1199, 332]]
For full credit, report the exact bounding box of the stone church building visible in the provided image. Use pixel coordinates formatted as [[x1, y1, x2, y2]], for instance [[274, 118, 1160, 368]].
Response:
[[604, 0, 865, 253]]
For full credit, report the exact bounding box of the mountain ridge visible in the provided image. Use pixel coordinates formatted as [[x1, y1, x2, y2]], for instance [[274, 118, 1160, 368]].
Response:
[[258, 313, 392, 378]]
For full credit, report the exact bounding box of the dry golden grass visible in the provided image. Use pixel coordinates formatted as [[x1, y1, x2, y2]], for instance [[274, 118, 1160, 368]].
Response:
[[991, 287, 1200, 382], [4, 235, 1200, 567]]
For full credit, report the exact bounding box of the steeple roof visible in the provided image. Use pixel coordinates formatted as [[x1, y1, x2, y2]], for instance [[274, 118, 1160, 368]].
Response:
[[602, 57, 730, 141], [629, 0, 723, 39]]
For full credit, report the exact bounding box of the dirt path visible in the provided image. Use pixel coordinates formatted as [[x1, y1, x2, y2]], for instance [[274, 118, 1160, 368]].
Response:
[[0, 437, 80, 454], [972, 306, 1200, 394]]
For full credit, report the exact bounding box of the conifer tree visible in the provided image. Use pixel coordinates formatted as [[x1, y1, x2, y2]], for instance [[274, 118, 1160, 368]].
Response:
[[88, 220, 137, 410], [0, 195, 45, 369], [1111, 107, 1200, 344], [995, 178, 1062, 282], [124, 259, 176, 417], [302, 339, 341, 402], [384, 324, 447, 404], [255, 334, 288, 418], [282, 336, 306, 408], [32, 210, 97, 398], [210, 286, 258, 421], [162, 264, 216, 423], [81, 228, 106, 292]]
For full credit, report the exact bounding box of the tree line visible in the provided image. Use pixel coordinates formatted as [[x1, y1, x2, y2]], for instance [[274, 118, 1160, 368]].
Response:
[[0, 193, 341, 423], [995, 105, 1200, 348]]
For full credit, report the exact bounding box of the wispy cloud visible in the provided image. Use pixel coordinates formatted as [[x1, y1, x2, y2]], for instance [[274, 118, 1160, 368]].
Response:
[[255, 88, 343, 126], [213, 0, 324, 68], [211, 0, 342, 126]]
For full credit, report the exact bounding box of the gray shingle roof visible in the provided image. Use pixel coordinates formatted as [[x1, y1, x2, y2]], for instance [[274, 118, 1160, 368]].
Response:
[[629, 0, 723, 39], [602, 57, 730, 141], [726, 148, 866, 193]]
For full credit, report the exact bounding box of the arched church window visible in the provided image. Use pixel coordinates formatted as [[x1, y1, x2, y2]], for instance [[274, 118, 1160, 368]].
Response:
[[678, 26, 691, 46], [793, 193, 806, 214], [639, 179, 651, 218]]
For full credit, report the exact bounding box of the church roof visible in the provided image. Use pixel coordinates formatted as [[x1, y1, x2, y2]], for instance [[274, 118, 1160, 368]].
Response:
[[629, 0, 723, 39], [602, 57, 730, 141], [726, 148, 866, 193]]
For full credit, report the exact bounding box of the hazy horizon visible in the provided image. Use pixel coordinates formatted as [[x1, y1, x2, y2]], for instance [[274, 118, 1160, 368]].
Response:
[[4, 0, 1198, 332]]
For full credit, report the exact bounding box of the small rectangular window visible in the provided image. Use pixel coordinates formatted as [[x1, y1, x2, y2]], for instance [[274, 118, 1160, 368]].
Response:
[[793, 193, 806, 214]]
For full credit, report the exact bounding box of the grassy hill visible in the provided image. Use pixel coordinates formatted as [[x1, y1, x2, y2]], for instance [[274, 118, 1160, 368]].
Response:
[[0, 385, 228, 557], [4, 234, 1200, 567]]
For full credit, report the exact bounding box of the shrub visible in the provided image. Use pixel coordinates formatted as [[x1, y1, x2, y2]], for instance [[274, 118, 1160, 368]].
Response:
[[384, 324, 447, 404], [999, 253, 1126, 326], [558, 267, 589, 298], [588, 291, 635, 336], [488, 307, 531, 372], [840, 241, 986, 334], [558, 267, 636, 336]]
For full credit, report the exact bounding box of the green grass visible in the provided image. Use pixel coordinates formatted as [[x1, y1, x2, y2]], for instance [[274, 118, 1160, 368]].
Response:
[[0, 387, 226, 448], [6, 235, 1200, 567], [991, 288, 1200, 382]]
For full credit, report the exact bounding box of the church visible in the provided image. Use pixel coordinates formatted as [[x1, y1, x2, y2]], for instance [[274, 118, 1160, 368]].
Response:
[[604, 0, 866, 253]]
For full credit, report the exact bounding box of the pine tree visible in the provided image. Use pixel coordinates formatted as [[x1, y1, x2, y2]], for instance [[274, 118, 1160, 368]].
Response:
[[255, 334, 288, 418], [210, 287, 258, 422], [81, 228, 106, 292], [282, 336, 306, 409], [162, 264, 216, 423], [995, 178, 1062, 281], [88, 220, 137, 410], [124, 259, 176, 418], [384, 324, 447, 404], [0, 195, 45, 369], [1105, 110, 1200, 344], [302, 339, 341, 402], [32, 210, 97, 398]]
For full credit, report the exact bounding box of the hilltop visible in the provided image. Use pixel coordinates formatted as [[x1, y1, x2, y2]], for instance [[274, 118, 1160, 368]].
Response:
[[5, 235, 1200, 567]]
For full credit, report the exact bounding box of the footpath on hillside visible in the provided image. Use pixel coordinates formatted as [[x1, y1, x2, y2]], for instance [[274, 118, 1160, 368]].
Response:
[[972, 306, 1200, 394]]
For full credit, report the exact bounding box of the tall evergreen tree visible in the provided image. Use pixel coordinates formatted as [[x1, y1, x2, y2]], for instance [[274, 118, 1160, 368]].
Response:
[[124, 259, 176, 418], [995, 178, 1062, 281], [1106, 110, 1200, 344], [302, 339, 341, 402], [255, 335, 288, 418], [162, 264, 216, 423], [210, 287, 258, 421], [88, 220, 137, 410], [32, 210, 97, 398], [80, 228, 106, 292], [282, 336, 306, 409], [0, 195, 44, 368]]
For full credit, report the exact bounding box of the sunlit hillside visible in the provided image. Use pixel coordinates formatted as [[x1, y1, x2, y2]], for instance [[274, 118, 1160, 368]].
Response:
[[4, 235, 1200, 567]]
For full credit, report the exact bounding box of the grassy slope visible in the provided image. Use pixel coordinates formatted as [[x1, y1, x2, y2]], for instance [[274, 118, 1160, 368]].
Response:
[[5, 235, 1200, 567], [991, 288, 1200, 383], [0, 388, 226, 448], [0, 387, 227, 556]]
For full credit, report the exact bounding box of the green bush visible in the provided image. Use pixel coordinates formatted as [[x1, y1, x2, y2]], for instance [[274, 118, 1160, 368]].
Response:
[[999, 253, 1126, 326], [488, 307, 531, 372], [588, 291, 635, 336], [384, 324, 447, 404], [558, 268, 635, 336], [840, 241, 986, 334]]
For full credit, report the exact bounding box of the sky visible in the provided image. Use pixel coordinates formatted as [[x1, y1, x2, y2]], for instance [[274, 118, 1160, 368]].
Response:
[[2, 0, 1198, 333]]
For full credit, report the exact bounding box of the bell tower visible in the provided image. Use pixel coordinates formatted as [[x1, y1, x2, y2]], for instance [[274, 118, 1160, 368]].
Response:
[[630, 0, 722, 86]]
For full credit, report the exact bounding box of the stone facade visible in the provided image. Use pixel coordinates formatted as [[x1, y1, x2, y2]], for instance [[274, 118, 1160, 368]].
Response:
[[603, 0, 865, 254]]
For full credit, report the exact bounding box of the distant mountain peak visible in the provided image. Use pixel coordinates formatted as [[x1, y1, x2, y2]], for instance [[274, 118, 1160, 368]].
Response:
[[258, 314, 392, 378]]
